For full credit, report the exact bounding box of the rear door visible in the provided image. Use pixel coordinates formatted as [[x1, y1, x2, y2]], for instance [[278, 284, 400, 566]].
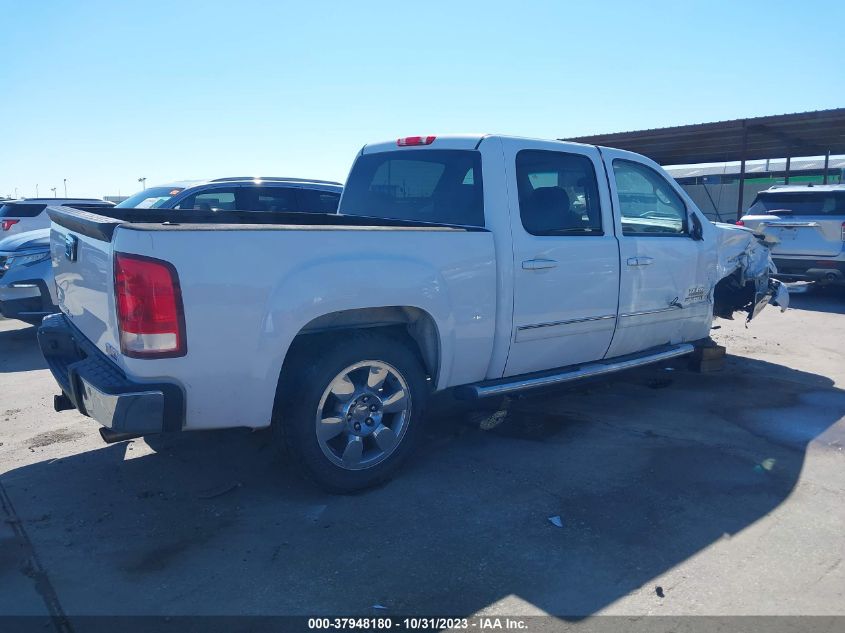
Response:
[[502, 139, 620, 377], [601, 149, 714, 358], [742, 191, 845, 257]]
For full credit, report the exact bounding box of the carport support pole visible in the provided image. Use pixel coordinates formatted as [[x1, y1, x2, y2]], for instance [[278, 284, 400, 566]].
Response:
[[736, 121, 748, 221], [823, 150, 830, 184], [736, 123, 748, 221]]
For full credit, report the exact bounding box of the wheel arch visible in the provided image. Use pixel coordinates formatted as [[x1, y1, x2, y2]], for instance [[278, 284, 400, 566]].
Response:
[[280, 305, 442, 387]]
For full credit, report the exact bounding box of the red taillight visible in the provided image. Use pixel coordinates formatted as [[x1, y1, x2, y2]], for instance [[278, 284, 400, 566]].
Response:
[[114, 253, 186, 358], [1, 219, 19, 231], [735, 220, 745, 226], [397, 135, 436, 147]]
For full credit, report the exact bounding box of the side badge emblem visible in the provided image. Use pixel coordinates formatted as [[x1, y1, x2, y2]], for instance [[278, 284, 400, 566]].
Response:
[[65, 234, 78, 262]]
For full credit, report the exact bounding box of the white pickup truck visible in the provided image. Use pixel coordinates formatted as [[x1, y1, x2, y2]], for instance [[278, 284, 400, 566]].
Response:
[[39, 135, 787, 491]]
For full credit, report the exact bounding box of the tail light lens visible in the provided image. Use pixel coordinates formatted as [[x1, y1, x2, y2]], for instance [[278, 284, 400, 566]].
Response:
[[735, 220, 745, 227], [397, 136, 436, 147], [1, 219, 20, 231], [114, 253, 186, 358]]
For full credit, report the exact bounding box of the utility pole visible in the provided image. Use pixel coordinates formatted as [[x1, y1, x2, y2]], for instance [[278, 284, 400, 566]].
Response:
[[138, 177, 147, 190], [63, 178, 68, 197]]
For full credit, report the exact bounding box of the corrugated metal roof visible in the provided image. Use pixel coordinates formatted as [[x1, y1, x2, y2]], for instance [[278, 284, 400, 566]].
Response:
[[562, 108, 845, 165], [666, 157, 845, 179]]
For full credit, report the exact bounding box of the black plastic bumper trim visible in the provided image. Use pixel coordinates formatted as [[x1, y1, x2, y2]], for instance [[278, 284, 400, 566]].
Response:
[[37, 313, 184, 433]]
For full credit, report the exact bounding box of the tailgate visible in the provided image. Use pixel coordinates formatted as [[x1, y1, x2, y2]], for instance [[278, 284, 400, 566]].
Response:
[[764, 217, 843, 256], [745, 215, 843, 257], [48, 206, 121, 355]]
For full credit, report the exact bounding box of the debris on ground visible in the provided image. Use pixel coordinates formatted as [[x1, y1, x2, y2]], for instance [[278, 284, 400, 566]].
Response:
[[656, 586, 665, 598], [548, 515, 564, 528], [754, 458, 777, 474], [471, 409, 509, 431]]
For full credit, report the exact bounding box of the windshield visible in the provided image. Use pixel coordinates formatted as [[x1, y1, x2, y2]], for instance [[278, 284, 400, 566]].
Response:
[[749, 192, 845, 216], [340, 150, 484, 227], [116, 187, 185, 209]]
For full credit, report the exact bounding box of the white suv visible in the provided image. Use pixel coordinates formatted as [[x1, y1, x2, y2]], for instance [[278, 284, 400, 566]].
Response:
[[739, 184, 845, 286], [0, 198, 115, 237]]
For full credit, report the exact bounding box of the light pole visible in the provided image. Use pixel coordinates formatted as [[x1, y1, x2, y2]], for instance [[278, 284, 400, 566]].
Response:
[[138, 177, 147, 190], [63, 178, 67, 197], [14, 187, 18, 198], [50, 187, 57, 197], [36, 184, 39, 197]]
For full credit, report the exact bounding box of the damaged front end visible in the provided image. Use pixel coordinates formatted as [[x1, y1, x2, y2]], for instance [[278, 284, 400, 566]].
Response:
[[712, 223, 789, 322]]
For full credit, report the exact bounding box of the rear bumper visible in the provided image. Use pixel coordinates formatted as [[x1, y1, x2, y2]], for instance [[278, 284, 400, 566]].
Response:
[[37, 313, 184, 434], [773, 257, 845, 285]]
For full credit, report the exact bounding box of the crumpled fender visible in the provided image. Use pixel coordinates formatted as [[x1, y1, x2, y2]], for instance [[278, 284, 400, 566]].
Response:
[[712, 222, 789, 320]]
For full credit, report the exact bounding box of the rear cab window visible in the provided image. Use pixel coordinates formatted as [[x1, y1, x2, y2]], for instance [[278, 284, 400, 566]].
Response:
[[340, 150, 484, 227], [749, 192, 845, 216]]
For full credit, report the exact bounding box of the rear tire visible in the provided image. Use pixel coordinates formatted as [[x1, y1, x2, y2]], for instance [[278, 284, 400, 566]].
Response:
[[272, 330, 428, 493]]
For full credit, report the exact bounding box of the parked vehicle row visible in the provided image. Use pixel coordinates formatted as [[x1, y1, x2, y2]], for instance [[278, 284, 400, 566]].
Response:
[[0, 178, 342, 324], [1, 199, 116, 323], [1, 197, 115, 236], [38, 134, 788, 492]]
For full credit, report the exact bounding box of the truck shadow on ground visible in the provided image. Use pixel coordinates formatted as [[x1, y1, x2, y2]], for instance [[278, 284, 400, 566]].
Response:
[[0, 324, 45, 373], [2, 356, 843, 618]]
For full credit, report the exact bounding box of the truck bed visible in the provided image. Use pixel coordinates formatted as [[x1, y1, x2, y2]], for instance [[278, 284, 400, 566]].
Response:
[[46, 204, 498, 432], [47, 205, 487, 242]]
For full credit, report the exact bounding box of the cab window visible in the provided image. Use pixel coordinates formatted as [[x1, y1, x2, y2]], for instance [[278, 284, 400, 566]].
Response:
[[298, 189, 341, 213], [612, 160, 687, 236], [175, 188, 238, 211], [516, 150, 602, 235]]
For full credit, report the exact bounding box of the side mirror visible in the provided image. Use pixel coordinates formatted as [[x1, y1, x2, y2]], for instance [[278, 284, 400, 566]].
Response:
[[690, 213, 704, 241]]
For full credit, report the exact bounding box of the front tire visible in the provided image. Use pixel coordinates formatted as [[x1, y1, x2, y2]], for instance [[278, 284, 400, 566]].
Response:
[[273, 330, 428, 493]]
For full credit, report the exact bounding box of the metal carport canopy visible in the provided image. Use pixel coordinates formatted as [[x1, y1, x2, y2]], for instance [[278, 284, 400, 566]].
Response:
[[561, 108, 845, 165]]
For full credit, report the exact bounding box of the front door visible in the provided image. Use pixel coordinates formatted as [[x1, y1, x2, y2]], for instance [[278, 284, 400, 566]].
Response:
[[601, 149, 713, 358], [502, 139, 620, 377]]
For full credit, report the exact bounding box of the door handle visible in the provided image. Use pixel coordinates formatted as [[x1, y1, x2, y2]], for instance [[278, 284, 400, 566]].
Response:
[[627, 256, 654, 267], [522, 258, 558, 270]]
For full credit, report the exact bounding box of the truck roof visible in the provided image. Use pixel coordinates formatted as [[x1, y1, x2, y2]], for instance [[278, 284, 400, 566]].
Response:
[[361, 134, 609, 155], [9, 197, 112, 204], [152, 178, 343, 190]]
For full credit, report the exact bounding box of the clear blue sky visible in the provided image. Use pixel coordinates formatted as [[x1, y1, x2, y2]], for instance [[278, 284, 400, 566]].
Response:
[[2, 0, 843, 198]]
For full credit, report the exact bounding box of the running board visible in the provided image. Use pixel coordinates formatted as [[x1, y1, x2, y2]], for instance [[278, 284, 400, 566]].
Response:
[[458, 344, 695, 399]]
